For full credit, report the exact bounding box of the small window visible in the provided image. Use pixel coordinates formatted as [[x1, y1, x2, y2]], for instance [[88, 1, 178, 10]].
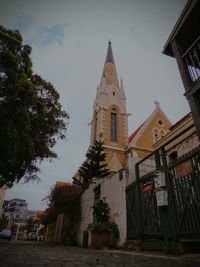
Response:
[[119, 169, 123, 181], [94, 185, 100, 204], [157, 119, 165, 127], [169, 151, 178, 162], [152, 128, 159, 143], [160, 130, 165, 138], [113, 92, 115, 96]]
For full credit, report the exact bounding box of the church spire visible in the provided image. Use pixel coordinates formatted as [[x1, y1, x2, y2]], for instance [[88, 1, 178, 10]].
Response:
[[101, 41, 119, 87], [105, 41, 115, 64], [90, 42, 128, 171]]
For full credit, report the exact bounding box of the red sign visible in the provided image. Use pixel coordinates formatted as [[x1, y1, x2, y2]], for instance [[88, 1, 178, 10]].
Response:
[[143, 178, 153, 192]]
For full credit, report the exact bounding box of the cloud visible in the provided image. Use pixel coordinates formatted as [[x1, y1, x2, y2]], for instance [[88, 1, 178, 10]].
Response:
[[32, 24, 66, 46], [15, 12, 34, 33], [14, 13, 66, 46]]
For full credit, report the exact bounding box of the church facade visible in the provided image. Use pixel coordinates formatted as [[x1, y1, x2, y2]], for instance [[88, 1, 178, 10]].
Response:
[[76, 42, 172, 247]]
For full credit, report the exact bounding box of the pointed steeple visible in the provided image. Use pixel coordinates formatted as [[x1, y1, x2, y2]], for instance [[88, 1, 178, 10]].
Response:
[[105, 41, 115, 64], [101, 41, 119, 87], [90, 42, 128, 172]]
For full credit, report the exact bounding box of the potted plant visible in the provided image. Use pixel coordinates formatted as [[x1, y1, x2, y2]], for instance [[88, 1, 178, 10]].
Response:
[[88, 198, 118, 248]]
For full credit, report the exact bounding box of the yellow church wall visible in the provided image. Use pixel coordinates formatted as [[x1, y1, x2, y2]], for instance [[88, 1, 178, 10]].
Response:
[[129, 147, 155, 160], [104, 148, 127, 170], [135, 110, 171, 152]]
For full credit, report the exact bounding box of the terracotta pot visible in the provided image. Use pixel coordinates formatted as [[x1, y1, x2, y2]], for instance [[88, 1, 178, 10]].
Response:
[[91, 231, 111, 249]]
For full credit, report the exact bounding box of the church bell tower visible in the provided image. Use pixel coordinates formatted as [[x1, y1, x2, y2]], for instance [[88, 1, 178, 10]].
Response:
[[90, 41, 128, 172]]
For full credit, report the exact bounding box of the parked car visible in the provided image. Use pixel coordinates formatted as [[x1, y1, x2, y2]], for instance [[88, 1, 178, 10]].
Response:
[[0, 229, 12, 241]]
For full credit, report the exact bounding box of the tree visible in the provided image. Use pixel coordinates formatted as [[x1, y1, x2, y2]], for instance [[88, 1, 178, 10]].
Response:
[[42, 183, 82, 225], [75, 138, 110, 188], [25, 218, 35, 233], [0, 26, 69, 187], [0, 213, 8, 229]]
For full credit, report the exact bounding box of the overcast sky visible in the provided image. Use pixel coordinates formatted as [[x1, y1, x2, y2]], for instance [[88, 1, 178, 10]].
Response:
[[0, 0, 189, 210]]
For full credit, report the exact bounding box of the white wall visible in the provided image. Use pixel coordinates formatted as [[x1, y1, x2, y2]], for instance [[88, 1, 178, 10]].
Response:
[[127, 155, 155, 186], [77, 155, 156, 248], [77, 182, 96, 247], [77, 171, 127, 247], [174, 134, 199, 157]]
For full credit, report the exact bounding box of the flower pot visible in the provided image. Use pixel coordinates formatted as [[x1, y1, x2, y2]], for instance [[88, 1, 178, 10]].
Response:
[[91, 230, 111, 249]]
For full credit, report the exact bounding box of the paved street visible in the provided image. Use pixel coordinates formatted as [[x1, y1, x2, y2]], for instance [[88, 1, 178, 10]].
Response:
[[0, 240, 200, 267]]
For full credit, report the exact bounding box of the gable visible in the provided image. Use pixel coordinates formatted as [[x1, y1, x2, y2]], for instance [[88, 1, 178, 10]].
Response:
[[128, 105, 172, 157]]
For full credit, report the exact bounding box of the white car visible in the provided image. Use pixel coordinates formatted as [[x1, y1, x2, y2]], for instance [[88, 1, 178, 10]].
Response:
[[0, 229, 12, 240]]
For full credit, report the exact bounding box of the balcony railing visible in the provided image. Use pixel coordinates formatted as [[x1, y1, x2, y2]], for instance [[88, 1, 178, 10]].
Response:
[[182, 36, 200, 83]]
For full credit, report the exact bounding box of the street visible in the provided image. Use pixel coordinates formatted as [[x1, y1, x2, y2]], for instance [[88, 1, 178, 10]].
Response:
[[0, 240, 200, 267]]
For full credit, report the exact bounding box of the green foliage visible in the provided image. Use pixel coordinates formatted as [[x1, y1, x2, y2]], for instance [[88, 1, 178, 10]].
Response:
[[89, 199, 120, 247], [25, 218, 35, 233], [0, 26, 69, 187], [88, 221, 111, 234], [41, 206, 58, 225], [0, 30, 21, 45], [75, 138, 110, 188], [92, 199, 110, 224], [89, 199, 111, 234], [0, 213, 8, 229], [42, 184, 81, 225]]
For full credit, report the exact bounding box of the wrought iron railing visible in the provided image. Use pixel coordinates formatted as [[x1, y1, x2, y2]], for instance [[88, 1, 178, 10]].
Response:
[[182, 36, 200, 83]]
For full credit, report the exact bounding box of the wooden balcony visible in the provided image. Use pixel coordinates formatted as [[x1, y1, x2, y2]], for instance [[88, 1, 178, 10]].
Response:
[[182, 36, 200, 83]]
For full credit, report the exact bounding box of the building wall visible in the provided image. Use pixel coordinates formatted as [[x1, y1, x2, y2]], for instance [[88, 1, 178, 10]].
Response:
[[127, 155, 155, 186], [0, 187, 6, 215], [135, 110, 171, 158], [5, 198, 28, 223], [168, 133, 199, 158], [77, 171, 127, 247]]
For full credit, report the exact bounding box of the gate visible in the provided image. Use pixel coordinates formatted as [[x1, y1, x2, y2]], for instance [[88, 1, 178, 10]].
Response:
[[126, 124, 200, 248]]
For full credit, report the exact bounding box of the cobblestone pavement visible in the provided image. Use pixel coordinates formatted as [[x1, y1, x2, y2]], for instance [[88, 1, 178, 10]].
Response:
[[0, 240, 200, 267]]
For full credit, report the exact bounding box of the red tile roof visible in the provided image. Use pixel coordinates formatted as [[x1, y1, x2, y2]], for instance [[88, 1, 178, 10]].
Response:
[[129, 120, 146, 144], [55, 181, 72, 188]]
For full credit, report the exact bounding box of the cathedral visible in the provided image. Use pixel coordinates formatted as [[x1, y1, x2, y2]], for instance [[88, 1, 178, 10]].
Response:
[[76, 41, 172, 247], [79, 41, 171, 178]]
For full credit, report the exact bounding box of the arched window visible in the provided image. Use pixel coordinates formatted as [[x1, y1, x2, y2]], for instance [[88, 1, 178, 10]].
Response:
[[152, 128, 159, 143], [160, 129, 165, 138], [111, 112, 117, 142]]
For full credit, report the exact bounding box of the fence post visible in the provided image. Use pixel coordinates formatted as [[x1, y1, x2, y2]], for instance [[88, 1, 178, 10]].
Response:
[[135, 163, 143, 247], [160, 146, 178, 252]]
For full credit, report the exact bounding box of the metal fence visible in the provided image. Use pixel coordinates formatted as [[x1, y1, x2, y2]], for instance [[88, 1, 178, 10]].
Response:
[[126, 125, 200, 246]]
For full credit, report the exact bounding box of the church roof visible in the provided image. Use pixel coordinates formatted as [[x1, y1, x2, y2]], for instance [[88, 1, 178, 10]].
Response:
[[55, 181, 72, 188], [105, 41, 115, 64], [128, 120, 146, 144]]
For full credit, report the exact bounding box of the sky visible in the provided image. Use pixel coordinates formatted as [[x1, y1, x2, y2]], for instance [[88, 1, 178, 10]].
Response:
[[0, 0, 189, 210]]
